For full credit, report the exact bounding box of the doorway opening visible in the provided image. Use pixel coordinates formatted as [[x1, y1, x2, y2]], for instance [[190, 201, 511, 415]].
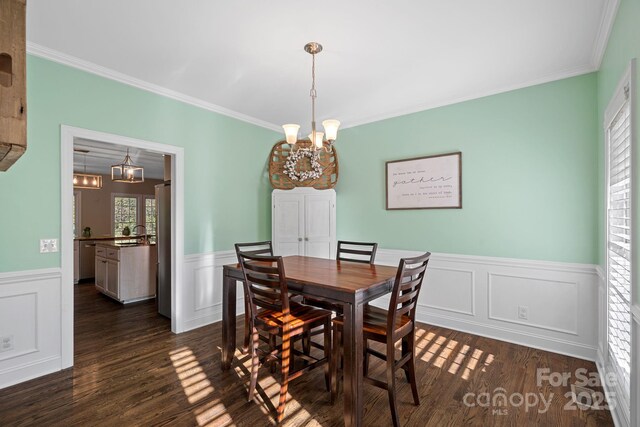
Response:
[[61, 126, 185, 369]]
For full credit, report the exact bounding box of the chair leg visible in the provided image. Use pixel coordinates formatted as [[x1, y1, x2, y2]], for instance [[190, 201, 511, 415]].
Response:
[[323, 318, 331, 392], [363, 339, 369, 377], [269, 334, 277, 374], [330, 324, 340, 404], [243, 294, 250, 353], [386, 342, 400, 427], [302, 329, 311, 356], [401, 336, 410, 383], [277, 330, 291, 424], [406, 333, 420, 405], [247, 325, 260, 402]]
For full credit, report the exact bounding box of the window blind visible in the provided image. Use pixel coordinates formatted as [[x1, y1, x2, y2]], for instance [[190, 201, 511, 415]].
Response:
[[607, 94, 631, 403]]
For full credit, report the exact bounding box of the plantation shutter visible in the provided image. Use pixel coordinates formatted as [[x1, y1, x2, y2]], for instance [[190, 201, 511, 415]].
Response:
[[606, 87, 632, 404]]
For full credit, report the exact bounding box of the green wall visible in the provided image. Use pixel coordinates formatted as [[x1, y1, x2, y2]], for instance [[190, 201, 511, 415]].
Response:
[[0, 55, 278, 272], [336, 73, 599, 264], [596, 0, 640, 301]]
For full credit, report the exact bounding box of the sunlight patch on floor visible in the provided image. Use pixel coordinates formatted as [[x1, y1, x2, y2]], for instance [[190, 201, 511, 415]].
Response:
[[231, 346, 316, 425], [415, 329, 495, 381], [170, 347, 215, 404], [194, 401, 234, 427], [421, 334, 446, 363], [448, 344, 470, 375]]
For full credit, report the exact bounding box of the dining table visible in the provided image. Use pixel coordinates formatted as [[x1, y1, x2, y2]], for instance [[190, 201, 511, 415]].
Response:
[[220, 255, 399, 427]]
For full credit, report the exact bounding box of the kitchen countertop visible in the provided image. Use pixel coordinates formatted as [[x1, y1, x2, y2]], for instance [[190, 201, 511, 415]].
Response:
[[75, 235, 155, 241], [97, 241, 157, 248]]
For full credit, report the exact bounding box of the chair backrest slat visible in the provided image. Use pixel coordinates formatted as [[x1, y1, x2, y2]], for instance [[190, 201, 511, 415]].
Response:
[[238, 252, 289, 319], [336, 240, 378, 264], [234, 241, 274, 259], [387, 252, 431, 335]]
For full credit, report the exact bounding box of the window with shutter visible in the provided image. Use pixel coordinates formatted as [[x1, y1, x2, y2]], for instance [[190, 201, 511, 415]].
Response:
[[606, 81, 632, 407]]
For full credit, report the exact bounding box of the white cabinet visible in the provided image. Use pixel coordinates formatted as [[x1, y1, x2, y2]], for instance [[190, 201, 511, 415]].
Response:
[[106, 260, 119, 296], [272, 188, 336, 258], [95, 244, 157, 303], [95, 255, 107, 291]]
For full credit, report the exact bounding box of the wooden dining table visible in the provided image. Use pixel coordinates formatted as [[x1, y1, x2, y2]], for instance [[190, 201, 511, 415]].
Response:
[[220, 255, 399, 427]]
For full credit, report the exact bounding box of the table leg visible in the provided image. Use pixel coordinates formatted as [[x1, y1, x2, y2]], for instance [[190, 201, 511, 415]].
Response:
[[342, 300, 364, 427], [221, 271, 236, 371]]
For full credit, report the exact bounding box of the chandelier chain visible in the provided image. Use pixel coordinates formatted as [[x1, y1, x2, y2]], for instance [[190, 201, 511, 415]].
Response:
[[310, 52, 317, 137]]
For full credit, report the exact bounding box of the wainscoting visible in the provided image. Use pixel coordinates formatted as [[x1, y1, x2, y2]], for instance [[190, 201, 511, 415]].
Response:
[[0, 268, 63, 389], [182, 251, 241, 332], [182, 249, 600, 361], [0, 249, 601, 390], [374, 249, 599, 361]]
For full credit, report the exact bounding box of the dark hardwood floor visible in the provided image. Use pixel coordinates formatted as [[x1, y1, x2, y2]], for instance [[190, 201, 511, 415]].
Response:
[[0, 283, 613, 426]]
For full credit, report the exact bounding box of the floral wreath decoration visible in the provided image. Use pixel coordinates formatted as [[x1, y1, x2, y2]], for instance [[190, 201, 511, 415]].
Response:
[[283, 149, 323, 181]]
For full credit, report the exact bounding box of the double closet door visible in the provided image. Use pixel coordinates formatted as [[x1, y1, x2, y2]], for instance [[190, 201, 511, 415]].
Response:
[[272, 188, 336, 259]]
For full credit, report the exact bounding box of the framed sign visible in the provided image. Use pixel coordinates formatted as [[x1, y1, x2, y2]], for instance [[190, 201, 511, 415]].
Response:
[[386, 152, 462, 210]]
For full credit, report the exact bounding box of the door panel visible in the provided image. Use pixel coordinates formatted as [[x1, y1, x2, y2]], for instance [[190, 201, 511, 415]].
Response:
[[305, 195, 335, 259], [306, 241, 333, 258], [273, 198, 304, 255], [95, 257, 107, 291], [106, 260, 119, 297]]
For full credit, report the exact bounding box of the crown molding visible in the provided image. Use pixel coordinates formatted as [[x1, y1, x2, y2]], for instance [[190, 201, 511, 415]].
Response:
[[341, 63, 597, 130], [26, 42, 281, 133], [27, 41, 601, 134], [590, 0, 620, 69]]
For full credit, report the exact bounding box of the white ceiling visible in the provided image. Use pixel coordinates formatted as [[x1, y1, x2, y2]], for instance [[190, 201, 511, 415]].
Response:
[[27, 1, 617, 133], [74, 138, 165, 180]]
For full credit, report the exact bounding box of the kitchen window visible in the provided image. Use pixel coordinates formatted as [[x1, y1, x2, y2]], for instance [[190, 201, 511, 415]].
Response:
[[113, 194, 139, 236], [112, 193, 156, 238], [144, 196, 157, 243]]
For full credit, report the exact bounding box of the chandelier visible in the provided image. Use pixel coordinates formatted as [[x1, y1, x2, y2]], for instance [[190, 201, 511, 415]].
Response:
[[111, 148, 144, 183], [73, 150, 102, 190], [282, 42, 340, 152]]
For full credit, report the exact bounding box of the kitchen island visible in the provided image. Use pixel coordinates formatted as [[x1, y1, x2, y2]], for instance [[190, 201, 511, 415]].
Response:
[[95, 242, 157, 304]]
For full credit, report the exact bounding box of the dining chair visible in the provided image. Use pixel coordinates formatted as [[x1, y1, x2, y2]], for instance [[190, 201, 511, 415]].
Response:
[[301, 240, 380, 356], [235, 241, 274, 352], [336, 240, 378, 264], [303, 240, 379, 315], [330, 252, 431, 427], [238, 252, 333, 424]]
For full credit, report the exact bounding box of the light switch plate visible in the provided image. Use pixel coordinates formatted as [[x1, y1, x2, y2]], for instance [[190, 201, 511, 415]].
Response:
[[40, 239, 59, 253]]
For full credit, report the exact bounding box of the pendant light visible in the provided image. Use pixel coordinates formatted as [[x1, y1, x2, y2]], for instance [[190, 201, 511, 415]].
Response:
[[73, 150, 103, 190], [111, 148, 144, 183], [282, 42, 340, 152]]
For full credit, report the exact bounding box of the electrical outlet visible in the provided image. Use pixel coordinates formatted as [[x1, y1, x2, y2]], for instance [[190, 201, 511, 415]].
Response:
[[39, 239, 59, 253], [518, 305, 529, 320], [0, 335, 14, 353]]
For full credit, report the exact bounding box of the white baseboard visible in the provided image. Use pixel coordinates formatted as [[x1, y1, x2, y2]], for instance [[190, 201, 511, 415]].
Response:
[[0, 268, 63, 390]]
